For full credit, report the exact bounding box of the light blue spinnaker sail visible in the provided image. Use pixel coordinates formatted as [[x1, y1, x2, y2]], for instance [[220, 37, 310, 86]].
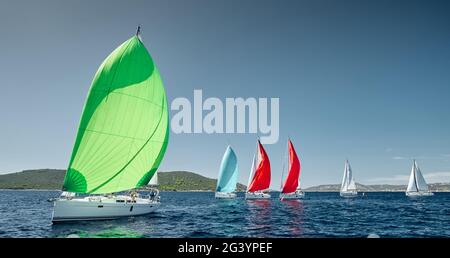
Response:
[[216, 146, 239, 193]]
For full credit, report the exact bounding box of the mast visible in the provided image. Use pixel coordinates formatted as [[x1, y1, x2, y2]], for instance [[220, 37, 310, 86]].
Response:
[[136, 25, 141, 36], [136, 25, 143, 41]]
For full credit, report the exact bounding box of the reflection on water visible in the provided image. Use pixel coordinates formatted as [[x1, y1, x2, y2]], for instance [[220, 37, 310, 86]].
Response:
[[216, 198, 240, 208], [281, 199, 304, 236], [245, 199, 272, 236], [1, 191, 450, 237], [51, 218, 148, 238], [78, 227, 144, 238]]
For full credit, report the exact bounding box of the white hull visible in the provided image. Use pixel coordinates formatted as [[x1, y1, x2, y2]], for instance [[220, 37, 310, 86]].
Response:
[[406, 191, 434, 197], [215, 192, 237, 199], [52, 195, 160, 222], [280, 190, 305, 200], [245, 192, 271, 199], [340, 191, 358, 198]]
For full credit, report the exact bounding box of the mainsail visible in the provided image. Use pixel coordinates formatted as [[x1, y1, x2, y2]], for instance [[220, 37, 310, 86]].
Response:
[[407, 160, 430, 193], [341, 160, 356, 192], [247, 140, 271, 192], [216, 146, 239, 193], [62, 34, 169, 194], [148, 171, 159, 186], [281, 140, 301, 194]]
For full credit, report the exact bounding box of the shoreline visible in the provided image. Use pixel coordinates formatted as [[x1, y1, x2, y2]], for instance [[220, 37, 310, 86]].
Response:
[[1, 188, 449, 193]]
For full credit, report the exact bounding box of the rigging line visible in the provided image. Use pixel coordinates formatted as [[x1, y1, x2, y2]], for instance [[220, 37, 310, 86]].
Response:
[[83, 129, 148, 141], [108, 91, 164, 108], [86, 138, 130, 180], [83, 127, 132, 171], [73, 129, 118, 174], [86, 135, 149, 188]]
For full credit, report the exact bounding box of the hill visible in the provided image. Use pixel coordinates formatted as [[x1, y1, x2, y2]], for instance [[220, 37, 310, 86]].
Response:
[[304, 182, 450, 192], [1, 169, 449, 192], [0, 169, 65, 190], [146, 171, 246, 192], [0, 169, 247, 192]]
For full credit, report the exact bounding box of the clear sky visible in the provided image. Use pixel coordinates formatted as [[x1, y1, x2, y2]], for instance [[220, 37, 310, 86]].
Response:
[[1, 0, 450, 188]]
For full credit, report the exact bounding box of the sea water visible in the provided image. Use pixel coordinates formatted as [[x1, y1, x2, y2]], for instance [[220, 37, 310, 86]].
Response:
[[0, 191, 449, 238]]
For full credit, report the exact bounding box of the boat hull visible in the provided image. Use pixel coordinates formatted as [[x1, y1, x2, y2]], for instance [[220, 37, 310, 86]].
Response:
[[406, 191, 434, 197], [280, 190, 305, 200], [340, 191, 358, 198], [245, 192, 271, 199], [215, 192, 237, 199], [51, 196, 160, 222]]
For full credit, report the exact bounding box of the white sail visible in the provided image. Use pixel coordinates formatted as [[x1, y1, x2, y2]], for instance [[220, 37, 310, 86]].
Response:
[[347, 162, 356, 191], [406, 162, 418, 192], [415, 162, 429, 192], [341, 160, 357, 195], [148, 171, 158, 186], [341, 160, 356, 191], [246, 153, 257, 192], [347, 178, 357, 191], [407, 161, 429, 193], [340, 161, 349, 191]]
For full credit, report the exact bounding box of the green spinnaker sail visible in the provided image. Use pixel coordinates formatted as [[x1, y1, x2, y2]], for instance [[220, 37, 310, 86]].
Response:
[[62, 35, 169, 194]]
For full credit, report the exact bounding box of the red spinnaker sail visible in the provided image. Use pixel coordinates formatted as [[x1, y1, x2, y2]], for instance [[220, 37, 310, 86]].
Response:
[[281, 140, 301, 193], [248, 141, 271, 192]]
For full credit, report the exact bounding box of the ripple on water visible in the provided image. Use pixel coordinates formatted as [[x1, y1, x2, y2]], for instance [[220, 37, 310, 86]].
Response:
[[1, 191, 450, 237]]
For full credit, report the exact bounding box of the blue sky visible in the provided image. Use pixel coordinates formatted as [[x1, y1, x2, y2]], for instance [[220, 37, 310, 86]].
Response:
[[1, 0, 450, 188]]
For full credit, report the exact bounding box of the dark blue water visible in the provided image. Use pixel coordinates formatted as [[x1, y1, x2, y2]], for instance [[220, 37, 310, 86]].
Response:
[[0, 190, 449, 238]]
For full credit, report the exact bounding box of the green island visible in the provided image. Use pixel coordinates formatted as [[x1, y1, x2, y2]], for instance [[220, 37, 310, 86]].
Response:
[[0, 169, 449, 192], [0, 169, 247, 192]]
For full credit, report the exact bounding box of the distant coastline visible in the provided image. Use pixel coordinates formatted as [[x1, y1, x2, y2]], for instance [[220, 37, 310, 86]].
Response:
[[0, 169, 247, 192], [304, 183, 450, 192], [1, 169, 449, 192]]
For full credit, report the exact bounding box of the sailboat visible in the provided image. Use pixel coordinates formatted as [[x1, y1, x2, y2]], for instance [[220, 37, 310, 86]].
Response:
[[215, 146, 239, 198], [406, 160, 433, 197], [279, 139, 304, 200], [340, 160, 358, 197], [52, 27, 169, 222], [245, 140, 271, 199]]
